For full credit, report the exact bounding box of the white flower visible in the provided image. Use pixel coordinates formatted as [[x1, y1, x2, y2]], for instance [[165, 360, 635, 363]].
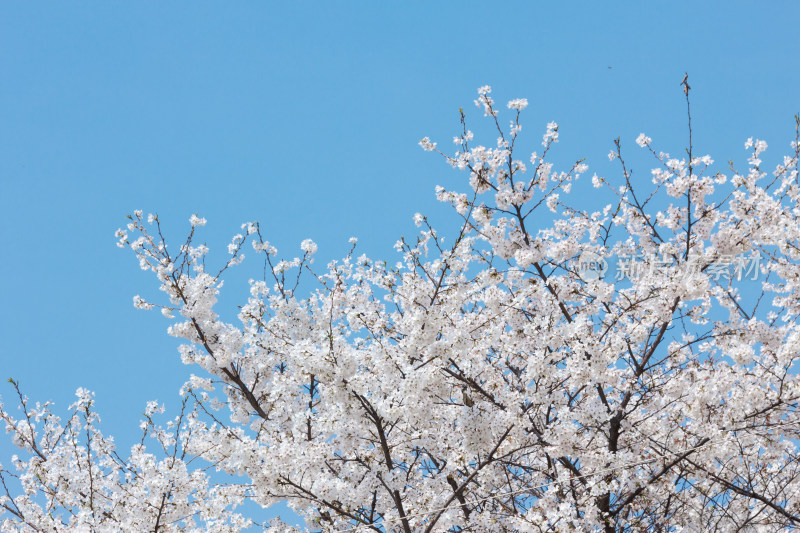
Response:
[[413, 213, 425, 227], [133, 295, 152, 310], [189, 214, 207, 227], [475, 86, 496, 116], [636, 133, 652, 147], [115, 229, 128, 248], [144, 400, 162, 416], [300, 239, 318, 255], [546, 194, 559, 212], [608, 150, 617, 161], [744, 138, 768, 166], [419, 137, 437, 151], [542, 122, 559, 146], [592, 174, 603, 188], [507, 98, 528, 111]]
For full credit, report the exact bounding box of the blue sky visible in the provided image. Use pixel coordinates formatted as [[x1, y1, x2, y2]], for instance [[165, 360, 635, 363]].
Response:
[[1, 1, 799, 527]]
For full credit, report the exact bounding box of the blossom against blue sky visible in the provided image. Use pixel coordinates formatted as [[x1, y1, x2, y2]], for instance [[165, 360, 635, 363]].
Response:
[[1, 1, 798, 525]]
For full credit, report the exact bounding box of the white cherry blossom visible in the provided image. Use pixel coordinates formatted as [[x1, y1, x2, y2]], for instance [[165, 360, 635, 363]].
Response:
[[3, 86, 800, 532]]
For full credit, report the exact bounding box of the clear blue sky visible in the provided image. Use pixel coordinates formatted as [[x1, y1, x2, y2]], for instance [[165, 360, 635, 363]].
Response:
[[1, 1, 798, 526]]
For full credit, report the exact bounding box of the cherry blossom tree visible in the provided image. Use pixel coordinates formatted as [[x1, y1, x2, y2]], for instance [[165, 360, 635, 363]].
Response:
[[0, 380, 252, 532], [3, 82, 800, 532]]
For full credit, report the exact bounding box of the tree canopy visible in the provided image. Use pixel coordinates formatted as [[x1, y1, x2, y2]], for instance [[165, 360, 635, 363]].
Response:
[[3, 84, 800, 532]]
